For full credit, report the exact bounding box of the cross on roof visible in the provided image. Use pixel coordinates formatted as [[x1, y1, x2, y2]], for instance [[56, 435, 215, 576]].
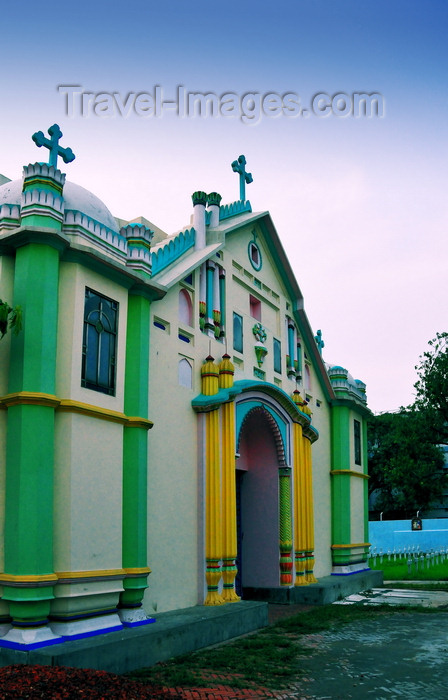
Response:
[[315, 329, 325, 355], [32, 123, 75, 169], [231, 155, 253, 201]]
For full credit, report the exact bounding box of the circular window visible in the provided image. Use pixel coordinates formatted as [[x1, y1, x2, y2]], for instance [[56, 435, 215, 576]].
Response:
[[248, 240, 262, 271]]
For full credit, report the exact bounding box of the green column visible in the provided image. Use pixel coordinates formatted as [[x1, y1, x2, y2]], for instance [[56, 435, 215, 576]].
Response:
[[287, 320, 295, 375], [330, 405, 351, 565], [219, 269, 226, 338], [3, 243, 60, 626], [120, 292, 151, 612], [205, 262, 215, 332], [279, 467, 293, 585], [362, 418, 369, 545]]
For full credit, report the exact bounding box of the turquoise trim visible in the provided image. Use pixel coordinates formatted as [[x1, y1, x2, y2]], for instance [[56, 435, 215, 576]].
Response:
[[151, 228, 195, 276], [219, 200, 252, 221], [248, 236, 262, 271], [191, 379, 319, 442], [236, 399, 288, 462]]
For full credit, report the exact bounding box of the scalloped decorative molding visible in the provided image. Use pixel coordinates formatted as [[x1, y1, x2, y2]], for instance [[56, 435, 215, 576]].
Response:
[[151, 227, 195, 276], [219, 200, 252, 221]]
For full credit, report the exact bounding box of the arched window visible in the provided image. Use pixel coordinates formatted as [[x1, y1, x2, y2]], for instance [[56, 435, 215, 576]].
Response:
[[273, 338, 281, 373], [81, 288, 118, 395], [179, 288, 193, 326], [233, 312, 243, 353], [178, 358, 193, 388]]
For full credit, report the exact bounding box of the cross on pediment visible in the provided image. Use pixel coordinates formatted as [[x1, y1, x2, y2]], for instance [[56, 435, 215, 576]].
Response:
[[315, 329, 325, 355], [231, 155, 253, 201], [32, 123, 75, 169]]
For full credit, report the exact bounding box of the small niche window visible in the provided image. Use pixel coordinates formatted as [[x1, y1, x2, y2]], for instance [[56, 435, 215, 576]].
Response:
[[178, 357, 193, 388], [304, 363, 312, 391], [233, 312, 243, 353], [249, 294, 261, 321], [82, 288, 118, 395], [153, 317, 170, 334], [179, 288, 193, 327], [354, 420, 362, 466], [273, 338, 282, 373], [248, 240, 262, 271]]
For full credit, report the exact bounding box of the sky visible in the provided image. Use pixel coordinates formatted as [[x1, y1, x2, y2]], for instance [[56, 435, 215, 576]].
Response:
[[1, 0, 447, 414]]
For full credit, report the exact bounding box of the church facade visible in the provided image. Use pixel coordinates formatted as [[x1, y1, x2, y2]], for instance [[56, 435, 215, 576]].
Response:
[[0, 126, 370, 650]]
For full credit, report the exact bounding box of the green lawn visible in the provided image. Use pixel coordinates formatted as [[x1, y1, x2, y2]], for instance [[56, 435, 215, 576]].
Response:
[[369, 556, 448, 581]]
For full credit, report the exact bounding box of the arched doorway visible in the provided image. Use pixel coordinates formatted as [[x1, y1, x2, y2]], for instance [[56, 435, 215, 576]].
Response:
[[236, 406, 287, 593]]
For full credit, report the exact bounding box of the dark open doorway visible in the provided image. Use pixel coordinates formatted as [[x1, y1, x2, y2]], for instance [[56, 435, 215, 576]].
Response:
[[235, 408, 280, 594]]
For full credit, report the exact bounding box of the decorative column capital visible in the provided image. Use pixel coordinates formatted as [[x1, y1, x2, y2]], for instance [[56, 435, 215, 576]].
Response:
[[201, 356, 219, 395], [292, 390, 312, 417], [121, 223, 154, 277], [218, 354, 235, 389], [20, 163, 66, 230], [192, 191, 207, 206], [207, 192, 222, 207]]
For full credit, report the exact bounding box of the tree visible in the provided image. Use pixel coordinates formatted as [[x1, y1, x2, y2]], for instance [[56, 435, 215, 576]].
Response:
[[368, 409, 445, 517], [369, 333, 448, 517], [414, 331, 448, 442], [0, 299, 22, 339]]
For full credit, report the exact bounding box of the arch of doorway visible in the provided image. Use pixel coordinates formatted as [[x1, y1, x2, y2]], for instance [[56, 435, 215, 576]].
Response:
[[236, 403, 287, 466]]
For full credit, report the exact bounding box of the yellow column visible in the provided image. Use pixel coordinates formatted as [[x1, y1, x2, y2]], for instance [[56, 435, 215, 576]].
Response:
[[201, 356, 224, 605], [304, 437, 318, 583], [219, 355, 240, 602], [293, 421, 308, 586]]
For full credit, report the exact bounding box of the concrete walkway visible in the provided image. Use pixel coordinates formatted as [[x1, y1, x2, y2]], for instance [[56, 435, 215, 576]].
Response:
[[158, 591, 448, 700], [287, 611, 448, 699], [333, 586, 448, 608], [278, 589, 448, 699]]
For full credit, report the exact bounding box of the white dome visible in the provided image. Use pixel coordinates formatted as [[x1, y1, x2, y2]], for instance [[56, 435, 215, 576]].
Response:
[[0, 177, 118, 233]]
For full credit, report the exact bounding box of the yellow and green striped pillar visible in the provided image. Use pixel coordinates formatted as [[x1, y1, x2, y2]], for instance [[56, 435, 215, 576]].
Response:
[[303, 436, 317, 583], [292, 421, 307, 585], [201, 356, 224, 605], [292, 391, 317, 585], [219, 355, 240, 602]]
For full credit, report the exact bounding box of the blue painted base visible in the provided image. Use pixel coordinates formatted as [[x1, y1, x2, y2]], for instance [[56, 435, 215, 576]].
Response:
[[0, 623, 127, 651], [122, 617, 156, 628], [331, 567, 371, 576], [0, 636, 63, 651]]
